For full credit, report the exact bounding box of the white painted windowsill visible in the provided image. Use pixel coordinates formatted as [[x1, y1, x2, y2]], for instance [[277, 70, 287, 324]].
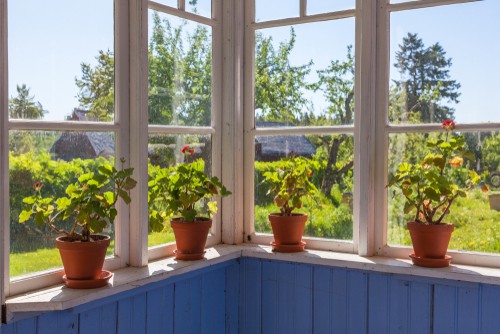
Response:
[[6, 243, 500, 320]]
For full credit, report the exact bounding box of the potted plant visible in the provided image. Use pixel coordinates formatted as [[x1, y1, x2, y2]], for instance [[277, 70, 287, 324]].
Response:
[[388, 120, 484, 267], [148, 146, 231, 260], [262, 156, 318, 252], [19, 158, 136, 288], [487, 171, 500, 211]]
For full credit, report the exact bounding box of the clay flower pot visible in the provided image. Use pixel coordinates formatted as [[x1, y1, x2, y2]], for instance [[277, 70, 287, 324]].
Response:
[[269, 213, 307, 253], [56, 235, 111, 286], [171, 217, 212, 261], [407, 221, 454, 268]]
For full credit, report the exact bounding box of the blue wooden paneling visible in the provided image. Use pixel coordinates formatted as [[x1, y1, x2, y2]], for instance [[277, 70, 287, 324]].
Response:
[[312, 266, 331, 334], [201, 268, 225, 334], [146, 285, 173, 334], [174, 275, 203, 334], [409, 281, 431, 334], [480, 284, 500, 334], [389, 278, 409, 334], [331, 268, 349, 334], [433, 284, 457, 334], [225, 261, 240, 334], [368, 273, 389, 334], [4, 256, 500, 334], [239, 258, 261, 334]]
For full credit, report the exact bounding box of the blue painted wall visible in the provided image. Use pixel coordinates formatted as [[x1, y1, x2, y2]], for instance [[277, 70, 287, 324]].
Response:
[[2, 256, 500, 333]]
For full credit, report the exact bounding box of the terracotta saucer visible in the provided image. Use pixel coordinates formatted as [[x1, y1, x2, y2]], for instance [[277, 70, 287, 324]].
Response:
[[63, 270, 113, 289], [271, 241, 306, 253], [174, 250, 206, 261], [409, 253, 452, 268]]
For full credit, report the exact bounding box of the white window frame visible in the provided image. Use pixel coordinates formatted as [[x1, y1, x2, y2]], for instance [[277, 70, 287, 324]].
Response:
[[373, 0, 500, 268], [1, 0, 132, 296], [145, 0, 224, 261], [242, 0, 364, 254]]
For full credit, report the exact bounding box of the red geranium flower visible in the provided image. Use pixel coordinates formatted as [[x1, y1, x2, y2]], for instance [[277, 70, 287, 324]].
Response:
[[441, 119, 456, 131], [181, 145, 195, 156]]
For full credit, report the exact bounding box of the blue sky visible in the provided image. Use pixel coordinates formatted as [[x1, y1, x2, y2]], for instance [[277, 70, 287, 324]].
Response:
[[8, 0, 499, 124]]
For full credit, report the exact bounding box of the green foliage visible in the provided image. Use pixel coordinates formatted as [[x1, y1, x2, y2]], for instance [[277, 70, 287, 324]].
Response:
[[19, 158, 136, 241], [388, 122, 482, 224], [483, 133, 500, 173], [148, 150, 231, 229], [9, 84, 46, 119], [75, 50, 115, 121], [254, 28, 313, 124], [261, 157, 319, 216], [393, 32, 461, 123]]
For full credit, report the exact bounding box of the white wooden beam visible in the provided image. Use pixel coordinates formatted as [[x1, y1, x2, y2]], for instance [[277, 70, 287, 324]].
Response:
[[252, 9, 355, 30], [129, 0, 149, 267], [0, 0, 9, 305], [388, 0, 481, 12], [149, 1, 216, 27]]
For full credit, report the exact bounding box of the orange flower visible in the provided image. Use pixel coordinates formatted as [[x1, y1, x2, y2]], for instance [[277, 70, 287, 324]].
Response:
[[481, 183, 490, 193], [449, 156, 463, 167]]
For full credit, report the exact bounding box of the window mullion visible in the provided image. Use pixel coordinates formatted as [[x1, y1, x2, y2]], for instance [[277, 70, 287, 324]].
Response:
[[354, 0, 379, 256], [129, 0, 149, 267], [1, 0, 9, 305], [374, 0, 390, 256]]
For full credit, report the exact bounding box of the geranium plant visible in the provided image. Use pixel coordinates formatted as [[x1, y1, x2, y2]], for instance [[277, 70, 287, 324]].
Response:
[[262, 156, 318, 216], [19, 158, 137, 241], [388, 120, 484, 225], [148, 146, 231, 232]]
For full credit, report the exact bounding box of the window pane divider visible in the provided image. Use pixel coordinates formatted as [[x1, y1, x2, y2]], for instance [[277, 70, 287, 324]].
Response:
[[147, 125, 216, 134], [388, 0, 481, 13], [252, 9, 355, 30], [8, 120, 120, 131], [1, 0, 9, 306], [149, 1, 217, 27], [253, 125, 355, 136], [300, 0, 307, 17], [387, 122, 500, 133]]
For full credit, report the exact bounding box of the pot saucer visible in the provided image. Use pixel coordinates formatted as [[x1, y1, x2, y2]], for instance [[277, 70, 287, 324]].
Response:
[[63, 270, 113, 289], [271, 241, 306, 253], [409, 253, 452, 268], [174, 250, 206, 261]]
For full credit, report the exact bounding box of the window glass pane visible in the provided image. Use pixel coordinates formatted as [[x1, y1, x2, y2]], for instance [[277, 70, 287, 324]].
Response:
[[256, 0, 299, 22], [387, 131, 500, 254], [8, 1, 114, 122], [307, 0, 354, 15], [9, 131, 116, 278], [148, 10, 212, 126], [148, 134, 213, 248], [389, 1, 500, 124], [255, 19, 355, 127], [254, 134, 354, 241], [186, 0, 211, 18]]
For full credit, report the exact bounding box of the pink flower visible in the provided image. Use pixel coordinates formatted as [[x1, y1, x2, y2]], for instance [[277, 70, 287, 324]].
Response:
[[442, 119, 456, 131]]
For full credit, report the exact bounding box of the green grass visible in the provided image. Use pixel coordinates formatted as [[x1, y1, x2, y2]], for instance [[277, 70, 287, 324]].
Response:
[[10, 231, 176, 278], [388, 189, 500, 253]]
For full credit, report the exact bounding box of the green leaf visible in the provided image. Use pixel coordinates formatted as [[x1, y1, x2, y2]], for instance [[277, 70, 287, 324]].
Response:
[[103, 191, 115, 205], [19, 209, 33, 223], [118, 189, 131, 204]]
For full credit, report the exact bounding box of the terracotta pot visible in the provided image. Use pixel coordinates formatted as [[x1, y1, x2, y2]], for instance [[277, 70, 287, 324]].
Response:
[[407, 221, 454, 259], [56, 235, 110, 280], [489, 194, 500, 211], [269, 213, 307, 252], [171, 217, 212, 260]]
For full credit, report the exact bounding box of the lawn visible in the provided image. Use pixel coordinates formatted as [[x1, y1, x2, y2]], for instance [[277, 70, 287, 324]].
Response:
[[10, 231, 176, 278]]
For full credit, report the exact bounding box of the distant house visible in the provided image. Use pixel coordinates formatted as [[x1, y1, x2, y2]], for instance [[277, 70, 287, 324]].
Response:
[[255, 122, 316, 161], [50, 109, 115, 161]]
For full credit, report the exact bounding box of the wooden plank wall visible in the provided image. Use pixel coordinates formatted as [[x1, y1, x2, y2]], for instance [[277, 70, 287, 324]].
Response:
[[0, 260, 240, 334], [2, 256, 500, 333], [239, 257, 500, 334]]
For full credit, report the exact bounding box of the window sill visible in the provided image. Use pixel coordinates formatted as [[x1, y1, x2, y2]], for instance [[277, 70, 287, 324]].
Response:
[[6, 243, 500, 321]]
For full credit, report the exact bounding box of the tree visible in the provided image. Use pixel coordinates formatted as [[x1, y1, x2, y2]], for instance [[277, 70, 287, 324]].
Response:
[[255, 28, 313, 125], [9, 84, 46, 119], [75, 50, 115, 122], [312, 46, 355, 196], [393, 33, 460, 123]]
